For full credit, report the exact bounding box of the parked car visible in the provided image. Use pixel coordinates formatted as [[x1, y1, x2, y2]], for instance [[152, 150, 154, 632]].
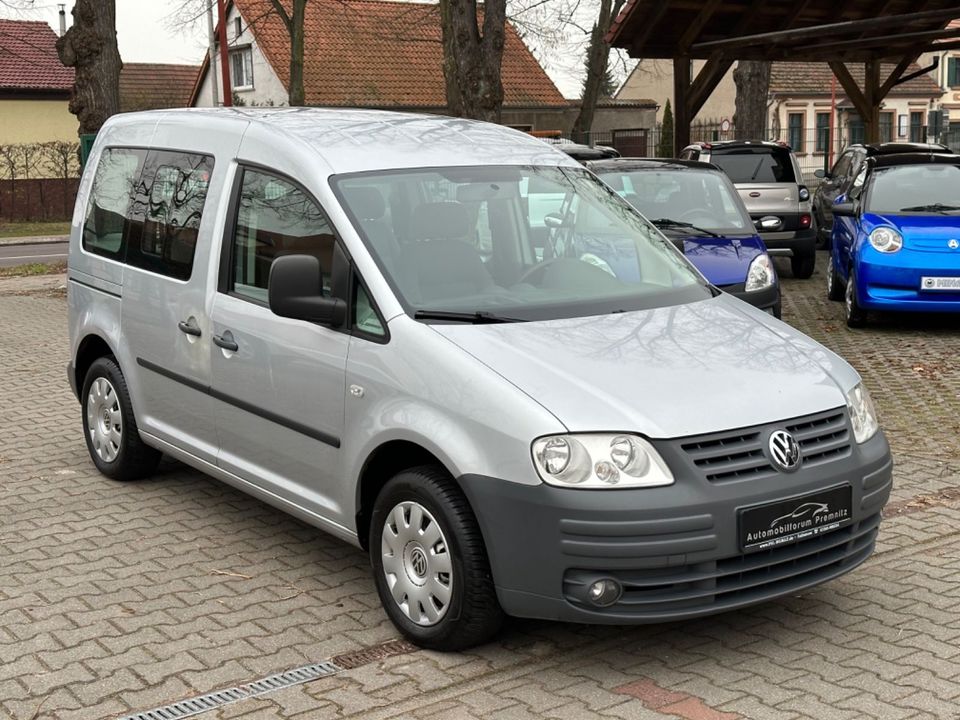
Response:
[[680, 140, 816, 279], [548, 139, 621, 162], [813, 142, 952, 249], [68, 108, 891, 650], [587, 158, 781, 318], [826, 151, 960, 327]]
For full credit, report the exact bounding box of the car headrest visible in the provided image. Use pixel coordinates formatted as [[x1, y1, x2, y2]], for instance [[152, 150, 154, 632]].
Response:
[[345, 186, 386, 220], [410, 201, 471, 241]]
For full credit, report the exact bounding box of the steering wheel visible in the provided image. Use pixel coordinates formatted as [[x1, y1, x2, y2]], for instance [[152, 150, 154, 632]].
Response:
[[518, 257, 570, 285]]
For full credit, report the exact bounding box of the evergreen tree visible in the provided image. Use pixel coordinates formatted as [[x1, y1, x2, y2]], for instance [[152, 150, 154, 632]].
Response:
[[658, 99, 674, 157]]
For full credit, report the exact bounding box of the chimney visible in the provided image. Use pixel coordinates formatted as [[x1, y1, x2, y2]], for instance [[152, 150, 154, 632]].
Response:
[[58, 4, 66, 37]]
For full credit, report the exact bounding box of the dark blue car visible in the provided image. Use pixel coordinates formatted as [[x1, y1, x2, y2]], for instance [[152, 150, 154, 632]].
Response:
[[588, 159, 781, 318], [827, 152, 960, 327]]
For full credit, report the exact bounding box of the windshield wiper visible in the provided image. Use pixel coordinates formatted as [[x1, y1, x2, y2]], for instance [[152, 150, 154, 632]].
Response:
[[414, 310, 524, 324], [650, 218, 720, 237], [898, 203, 960, 214]]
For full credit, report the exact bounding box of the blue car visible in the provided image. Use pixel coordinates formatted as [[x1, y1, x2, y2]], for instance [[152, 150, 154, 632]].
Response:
[[827, 152, 960, 327], [588, 159, 781, 318]]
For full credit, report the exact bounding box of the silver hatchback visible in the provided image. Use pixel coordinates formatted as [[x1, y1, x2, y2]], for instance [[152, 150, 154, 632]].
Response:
[[67, 108, 891, 650]]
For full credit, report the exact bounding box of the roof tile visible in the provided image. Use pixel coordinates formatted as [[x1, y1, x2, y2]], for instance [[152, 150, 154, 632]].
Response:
[[232, 0, 566, 108], [120, 63, 201, 111], [770, 61, 942, 97], [0, 19, 73, 92]]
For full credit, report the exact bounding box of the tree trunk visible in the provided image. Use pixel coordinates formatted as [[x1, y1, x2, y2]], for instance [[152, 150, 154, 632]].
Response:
[[439, 0, 506, 123], [268, 0, 307, 106], [571, 0, 625, 142], [733, 60, 771, 140], [56, 0, 122, 135]]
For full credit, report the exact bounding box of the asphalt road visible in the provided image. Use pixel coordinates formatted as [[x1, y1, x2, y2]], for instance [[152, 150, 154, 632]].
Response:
[[0, 241, 68, 268]]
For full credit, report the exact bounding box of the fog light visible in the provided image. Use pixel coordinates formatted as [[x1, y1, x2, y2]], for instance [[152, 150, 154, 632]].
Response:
[[587, 578, 622, 607]]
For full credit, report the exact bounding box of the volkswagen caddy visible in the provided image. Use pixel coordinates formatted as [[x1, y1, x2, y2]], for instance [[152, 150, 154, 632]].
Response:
[[68, 108, 892, 650]]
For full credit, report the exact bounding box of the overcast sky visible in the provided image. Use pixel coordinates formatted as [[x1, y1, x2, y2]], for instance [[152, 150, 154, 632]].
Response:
[[0, 0, 591, 97]]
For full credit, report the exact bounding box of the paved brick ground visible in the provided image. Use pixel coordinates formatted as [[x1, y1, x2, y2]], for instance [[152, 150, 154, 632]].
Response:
[[1, 254, 958, 720]]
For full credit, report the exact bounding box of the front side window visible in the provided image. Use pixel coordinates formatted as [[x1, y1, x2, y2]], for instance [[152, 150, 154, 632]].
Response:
[[709, 147, 796, 184], [82, 148, 145, 260], [333, 165, 709, 322], [231, 47, 254, 89], [228, 169, 336, 304], [124, 150, 214, 281], [866, 164, 960, 214]]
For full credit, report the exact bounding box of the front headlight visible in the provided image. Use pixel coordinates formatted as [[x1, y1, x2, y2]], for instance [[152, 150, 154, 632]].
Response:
[[846, 382, 879, 444], [868, 227, 902, 253], [745, 253, 775, 292], [532, 434, 674, 488]]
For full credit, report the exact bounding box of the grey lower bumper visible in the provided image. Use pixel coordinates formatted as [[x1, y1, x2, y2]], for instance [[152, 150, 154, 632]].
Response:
[[458, 429, 892, 624]]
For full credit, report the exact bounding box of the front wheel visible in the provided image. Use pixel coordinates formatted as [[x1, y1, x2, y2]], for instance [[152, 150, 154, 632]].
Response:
[[791, 250, 816, 279], [845, 268, 867, 328], [81, 356, 161, 480], [370, 466, 503, 651], [826, 255, 845, 301]]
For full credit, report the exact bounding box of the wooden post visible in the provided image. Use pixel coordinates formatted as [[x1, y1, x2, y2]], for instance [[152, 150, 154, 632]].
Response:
[[217, 0, 233, 107], [673, 56, 691, 156], [864, 59, 881, 143]]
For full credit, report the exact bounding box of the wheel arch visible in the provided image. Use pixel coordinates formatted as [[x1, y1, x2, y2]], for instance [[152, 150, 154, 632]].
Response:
[[75, 333, 118, 394]]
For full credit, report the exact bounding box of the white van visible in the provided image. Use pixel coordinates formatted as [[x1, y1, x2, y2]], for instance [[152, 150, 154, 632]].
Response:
[[68, 108, 892, 650]]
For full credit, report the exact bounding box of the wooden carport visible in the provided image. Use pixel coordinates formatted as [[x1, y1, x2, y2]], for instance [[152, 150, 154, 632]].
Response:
[[606, 1, 960, 154]]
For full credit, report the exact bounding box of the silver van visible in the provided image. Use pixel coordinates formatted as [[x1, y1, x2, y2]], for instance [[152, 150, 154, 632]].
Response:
[[68, 108, 892, 650]]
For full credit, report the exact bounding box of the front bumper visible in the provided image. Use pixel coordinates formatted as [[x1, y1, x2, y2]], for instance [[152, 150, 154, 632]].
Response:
[[856, 255, 960, 312], [459, 416, 892, 624], [718, 281, 781, 316]]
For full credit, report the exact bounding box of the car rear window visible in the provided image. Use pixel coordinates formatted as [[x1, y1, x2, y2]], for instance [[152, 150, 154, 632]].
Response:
[[710, 147, 796, 184]]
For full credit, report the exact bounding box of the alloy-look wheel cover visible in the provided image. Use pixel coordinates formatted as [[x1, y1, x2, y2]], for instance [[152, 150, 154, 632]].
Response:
[[86, 377, 122, 463], [845, 273, 855, 318], [381, 501, 453, 626]]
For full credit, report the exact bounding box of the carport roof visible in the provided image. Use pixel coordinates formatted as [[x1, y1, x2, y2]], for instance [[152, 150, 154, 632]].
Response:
[[607, 1, 960, 61]]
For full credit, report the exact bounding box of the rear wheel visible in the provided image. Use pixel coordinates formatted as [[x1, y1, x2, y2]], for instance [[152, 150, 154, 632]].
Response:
[[369, 466, 503, 651], [791, 249, 816, 279], [826, 255, 845, 301], [81, 357, 161, 480], [844, 268, 867, 328]]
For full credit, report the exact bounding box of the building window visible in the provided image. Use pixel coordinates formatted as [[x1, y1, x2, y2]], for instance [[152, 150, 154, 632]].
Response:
[[910, 111, 925, 143], [230, 47, 254, 90], [949, 57, 960, 88], [879, 112, 894, 143], [815, 112, 831, 153], [848, 114, 865, 145], [788, 112, 804, 152], [234, 17, 242, 39]]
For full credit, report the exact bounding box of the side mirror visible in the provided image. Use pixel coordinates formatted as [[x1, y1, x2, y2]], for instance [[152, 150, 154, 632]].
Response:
[[543, 212, 566, 229], [831, 202, 856, 217], [814, 168, 829, 179], [755, 215, 782, 231], [268, 254, 346, 327]]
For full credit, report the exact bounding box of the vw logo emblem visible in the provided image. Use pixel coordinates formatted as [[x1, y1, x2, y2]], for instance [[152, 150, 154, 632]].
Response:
[[769, 430, 801, 472], [409, 547, 428, 579], [949, 239, 959, 250]]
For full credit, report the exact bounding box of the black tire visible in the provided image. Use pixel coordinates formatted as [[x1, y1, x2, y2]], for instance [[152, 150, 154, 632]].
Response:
[[369, 466, 504, 651], [791, 250, 816, 279], [844, 268, 867, 328], [826, 255, 845, 301], [81, 356, 161, 481]]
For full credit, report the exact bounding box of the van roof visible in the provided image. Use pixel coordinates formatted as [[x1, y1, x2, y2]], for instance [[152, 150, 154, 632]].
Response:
[[107, 107, 579, 174]]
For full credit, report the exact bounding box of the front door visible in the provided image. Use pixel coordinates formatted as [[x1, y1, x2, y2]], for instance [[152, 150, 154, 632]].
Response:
[[209, 167, 349, 528]]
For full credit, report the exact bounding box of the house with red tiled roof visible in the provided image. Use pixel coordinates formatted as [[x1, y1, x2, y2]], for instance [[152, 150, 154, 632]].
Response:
[[120, 63, 201, 113], [0, 18, 77, 143], [919, 21, 960, 130], [189, 0, 656, 134]]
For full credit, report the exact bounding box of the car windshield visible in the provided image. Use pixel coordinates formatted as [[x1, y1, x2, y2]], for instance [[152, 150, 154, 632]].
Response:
[[332, 165, 710, 322], [866, 163, 960, 214], [709, 147, 796, 184], [594, 167, 754, 234]]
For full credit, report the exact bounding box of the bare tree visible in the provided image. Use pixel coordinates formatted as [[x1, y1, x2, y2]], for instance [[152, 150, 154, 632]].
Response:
[[571, 0, 625, 140], [263, 0, 307, 106], [55, 0, 122, 135], [733, 61, 771, 140], [439, 0, 507, 122]]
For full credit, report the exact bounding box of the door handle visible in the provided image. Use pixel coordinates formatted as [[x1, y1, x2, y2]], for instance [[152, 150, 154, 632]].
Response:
[[177, 319, 202, 337], [212, 332, 239, 352]]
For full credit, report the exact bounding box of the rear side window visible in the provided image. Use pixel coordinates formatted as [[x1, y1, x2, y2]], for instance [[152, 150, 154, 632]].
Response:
[[125, 151, 215, 281], [228, 168, 336, 304], [82, 148, 145, 260], [710, 148, 796, 184]]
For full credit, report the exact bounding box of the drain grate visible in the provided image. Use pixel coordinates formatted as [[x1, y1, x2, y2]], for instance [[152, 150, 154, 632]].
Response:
[[331, 638, 418, 669], [118, 661, 341, 720]]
